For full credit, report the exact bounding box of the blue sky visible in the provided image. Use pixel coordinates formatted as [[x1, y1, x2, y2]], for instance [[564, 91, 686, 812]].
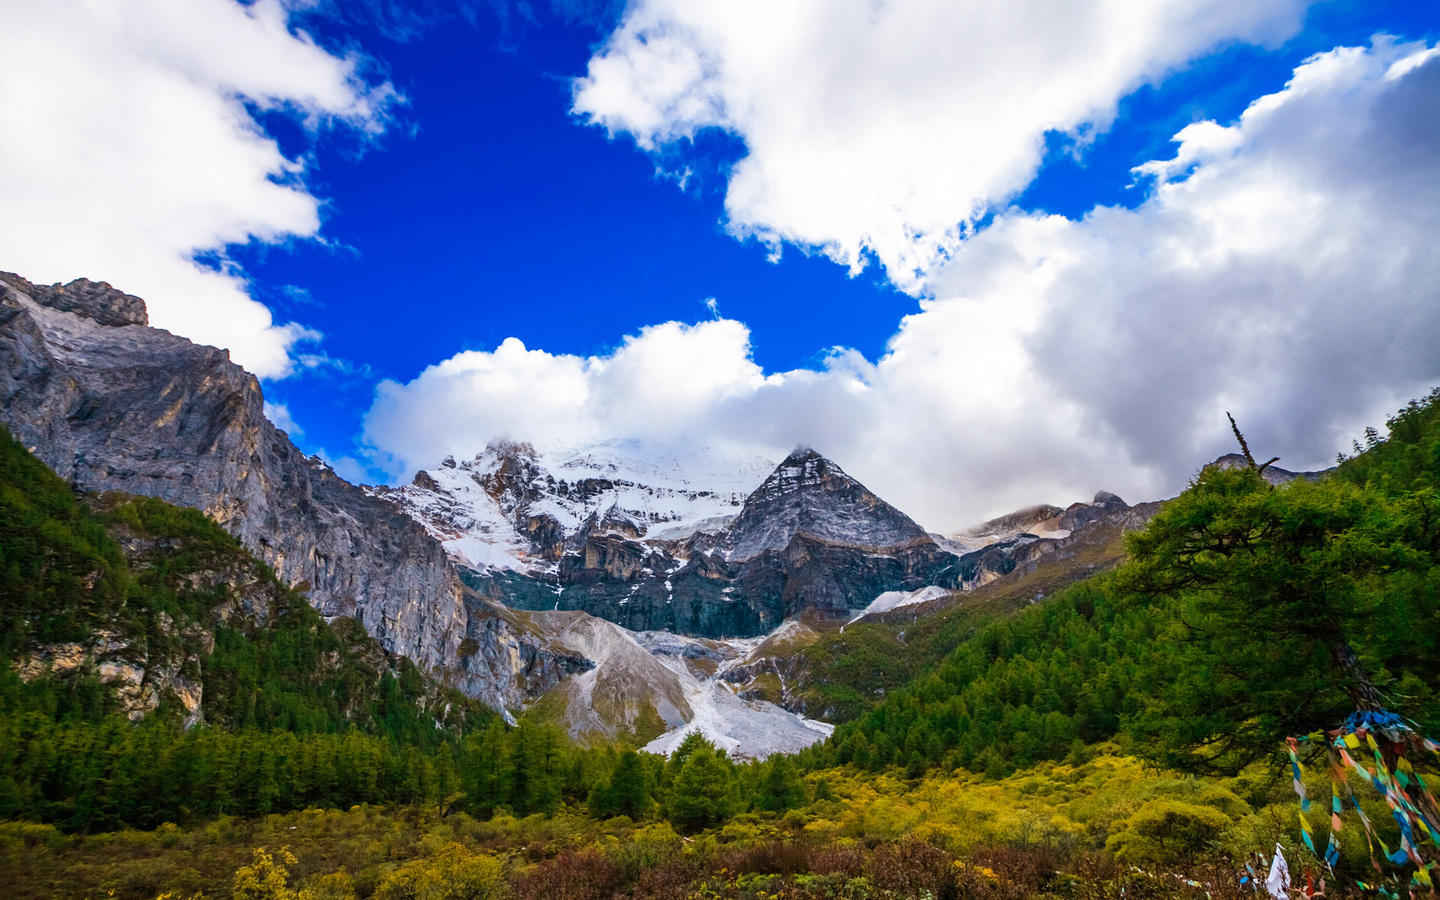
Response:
[[251, 0, 1436, 466], [242, 4, 915, 443], [3, 0, 1438, 526]]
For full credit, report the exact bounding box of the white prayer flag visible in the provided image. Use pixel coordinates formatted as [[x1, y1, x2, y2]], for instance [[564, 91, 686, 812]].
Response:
[[1266, 843, 1291, 898]]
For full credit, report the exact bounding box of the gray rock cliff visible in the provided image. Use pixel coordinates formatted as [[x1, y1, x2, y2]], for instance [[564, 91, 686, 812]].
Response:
[[465, 447, 967, 636], [0, 270, 579, 711]]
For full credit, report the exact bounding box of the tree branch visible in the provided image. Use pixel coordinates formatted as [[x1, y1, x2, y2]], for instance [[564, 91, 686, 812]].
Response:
[[1227, 411, 1256, 469]]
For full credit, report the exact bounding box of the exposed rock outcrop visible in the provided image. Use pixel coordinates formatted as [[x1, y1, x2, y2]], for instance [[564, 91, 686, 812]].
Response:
[[1208, 453, 1331, 484], [0, 271, 575, 711], [16, 620, 208, 726], [453, 447, 967, 636], [1, 272, 148, 327]]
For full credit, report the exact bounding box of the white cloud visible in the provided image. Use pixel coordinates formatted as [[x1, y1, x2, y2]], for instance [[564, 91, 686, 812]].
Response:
[[0, 0, 399, 378], [363, 320, 771, 474], [995, 39, 1440, 478], [572, 0, 1309, 291], [367, 41, 1440, 531], [263, 401, 303, 436], [321, 452, 377, 486]]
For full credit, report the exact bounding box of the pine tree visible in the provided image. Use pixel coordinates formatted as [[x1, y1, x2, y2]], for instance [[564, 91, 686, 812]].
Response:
[[755, 754, 806, 812], [666, 740, 736, 831], [589, 749, 651, 819], [1121, 444, 1427, 773]]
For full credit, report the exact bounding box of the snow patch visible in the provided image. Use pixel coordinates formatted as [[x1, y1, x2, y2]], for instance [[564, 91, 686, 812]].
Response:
[[642, 679, 834, 760], [847, 585, 950, 625], [640, 628, 833, 760], [384, 439, 773, 574], [540, 616, 832, 759]]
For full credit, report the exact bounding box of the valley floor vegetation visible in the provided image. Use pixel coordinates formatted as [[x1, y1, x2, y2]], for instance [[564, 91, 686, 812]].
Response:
[[3, 388, 1439, 898], [0, 752, 1346, 900]]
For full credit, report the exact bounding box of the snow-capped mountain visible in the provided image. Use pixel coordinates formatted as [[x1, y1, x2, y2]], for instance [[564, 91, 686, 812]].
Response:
[[723, 449, 937, 561], [390, 445, 970, 638], [380, 439, 773, 574], [0, 265, 1182, 760]]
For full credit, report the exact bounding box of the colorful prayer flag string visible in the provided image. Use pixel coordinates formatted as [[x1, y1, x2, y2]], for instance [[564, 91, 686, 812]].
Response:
[[1284, 707, 1440, 894]]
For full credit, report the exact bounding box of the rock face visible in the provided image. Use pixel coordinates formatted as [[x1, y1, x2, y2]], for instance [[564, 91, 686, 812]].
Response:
[[402, 445, 967, 637], [724, 449, 934, 561], [1208, 453, 1331, 485], [0, 271, 578, 711], [1, 272, 148, 327], [16, 620, 208, 727]]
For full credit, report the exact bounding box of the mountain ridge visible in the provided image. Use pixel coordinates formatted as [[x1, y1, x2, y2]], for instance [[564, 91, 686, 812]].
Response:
[[0, 266, 1185, 754], [405, 442, 969, 637], [0, 270, 583, 712]]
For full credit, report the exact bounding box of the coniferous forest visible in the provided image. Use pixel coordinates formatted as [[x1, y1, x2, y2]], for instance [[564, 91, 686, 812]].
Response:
[[3, 390, 1440, 897]]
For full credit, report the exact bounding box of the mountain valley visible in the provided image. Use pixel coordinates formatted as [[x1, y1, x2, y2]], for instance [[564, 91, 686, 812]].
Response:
[[0, 269, 1173, 757], [4, 267, 1439, 900]]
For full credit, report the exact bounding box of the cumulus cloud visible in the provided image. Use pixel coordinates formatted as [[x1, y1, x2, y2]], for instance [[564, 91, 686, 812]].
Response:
[[0, 0, 399, 378], [320, 451, 377, 486], [366, 41, 1440, 531], [263, 401, 303, 436], [363, 320, 772, 473], [1001, 39, 1440, 477], [572, 0, 1309, 291]]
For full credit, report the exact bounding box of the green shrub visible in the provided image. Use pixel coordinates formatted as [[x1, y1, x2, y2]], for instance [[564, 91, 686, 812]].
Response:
[[1104, 799, 1232, 863], [373, 843, 505, 900]]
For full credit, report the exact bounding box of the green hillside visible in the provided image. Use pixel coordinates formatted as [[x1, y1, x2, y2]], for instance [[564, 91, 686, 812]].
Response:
[[0, 424, 508, 830], [804, 388, 1440, 778], [5, 391, 1440, 897]]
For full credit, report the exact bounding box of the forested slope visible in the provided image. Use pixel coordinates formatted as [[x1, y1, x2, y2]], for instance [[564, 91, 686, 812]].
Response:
[[0, 424, 504, 829], [0, 425, 817, 836], [805, 389, 1440, 777]]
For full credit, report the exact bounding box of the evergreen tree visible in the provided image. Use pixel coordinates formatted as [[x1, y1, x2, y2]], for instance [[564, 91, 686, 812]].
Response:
[[588, 749, 652, 819], [755, 754, 806, 812], [665, 739, 736, 832], [1120, 423, 1437, 773]]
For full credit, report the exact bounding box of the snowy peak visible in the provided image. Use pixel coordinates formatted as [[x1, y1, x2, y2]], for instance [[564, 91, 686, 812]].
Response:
[[382, 441, 770, 574], [725, 448, 934, 562], [746, 447, 838, 500]]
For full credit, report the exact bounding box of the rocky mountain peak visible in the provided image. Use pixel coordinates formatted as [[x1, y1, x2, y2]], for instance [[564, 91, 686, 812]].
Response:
[[1059, 490, 1131, 531], [726, 448, 933, 562], [1208, 452, 1330, 485], [486, 439, 538, 460], [1, 271, 148, 327], [746, 448, 846, 501], [0, 268, 585, 713]]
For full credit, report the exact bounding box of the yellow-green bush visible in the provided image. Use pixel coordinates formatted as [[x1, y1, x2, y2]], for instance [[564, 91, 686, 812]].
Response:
[[232, 847, 300, 900], [609, 822, 682, 880], [373, 843, 505, 900], [1104, 799, 1234, 862], [0, 822, 68, 851], [298, 870, 358, 900]]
